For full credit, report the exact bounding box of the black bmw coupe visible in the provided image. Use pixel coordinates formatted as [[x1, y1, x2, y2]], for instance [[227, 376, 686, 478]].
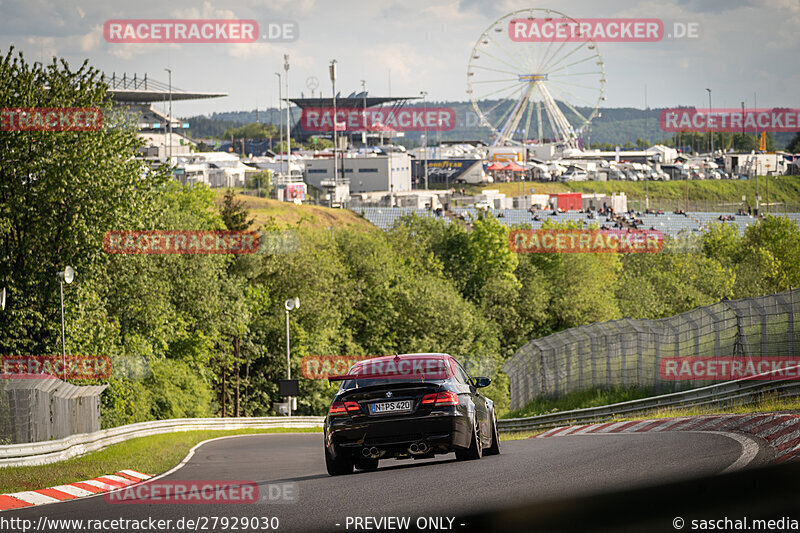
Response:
[[323, 353, 500, 475]]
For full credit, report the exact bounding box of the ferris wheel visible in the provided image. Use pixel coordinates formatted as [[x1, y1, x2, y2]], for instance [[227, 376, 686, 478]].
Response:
[[467, 8, 606, 148]]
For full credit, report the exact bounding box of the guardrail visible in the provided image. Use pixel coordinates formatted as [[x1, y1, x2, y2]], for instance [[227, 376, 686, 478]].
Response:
[[0, 417, 324, 468], [498, 365, 800, 433]]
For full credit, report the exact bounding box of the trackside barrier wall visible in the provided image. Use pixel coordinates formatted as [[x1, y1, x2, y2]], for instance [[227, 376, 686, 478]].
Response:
[[0, 379, 107, 445], [502, 288, 800, 411], [0, 416, 325, 468]]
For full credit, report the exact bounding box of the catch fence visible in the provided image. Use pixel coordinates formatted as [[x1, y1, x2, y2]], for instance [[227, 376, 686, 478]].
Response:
[[503, 288, 800, 410]]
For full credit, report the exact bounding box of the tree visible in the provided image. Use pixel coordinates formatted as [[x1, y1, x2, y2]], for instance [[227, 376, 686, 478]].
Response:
[[0, 47, 169, 355], [220, 189, 255, 231], [733, 215, 800, 296], [222, 122, 278, 140], [615, 251, 734, 319], [787, 132, 800, 153]]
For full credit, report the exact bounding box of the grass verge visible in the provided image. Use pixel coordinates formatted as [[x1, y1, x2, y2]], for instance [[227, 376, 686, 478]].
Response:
[[212, 190, 376, 231], [504, 386, 654, 420], [500, 393, 800, 441], [0, 427, 321, 494]]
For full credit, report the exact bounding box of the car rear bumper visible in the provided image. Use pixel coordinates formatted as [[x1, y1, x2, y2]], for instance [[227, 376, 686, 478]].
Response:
[[326, 411, 472, 458]]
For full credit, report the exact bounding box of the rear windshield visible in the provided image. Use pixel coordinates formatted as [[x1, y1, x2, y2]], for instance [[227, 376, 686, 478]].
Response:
[[339, 357, 452, 389]]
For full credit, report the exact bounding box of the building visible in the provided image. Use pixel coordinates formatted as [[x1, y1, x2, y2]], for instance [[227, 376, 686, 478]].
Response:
[[724, 152, 784, 175], [287, 92, 419, 145], [304, 153, 412, 194], [411, 158, 489, 186], [106, 73, 227, 163], [170, 151, 260, 187]]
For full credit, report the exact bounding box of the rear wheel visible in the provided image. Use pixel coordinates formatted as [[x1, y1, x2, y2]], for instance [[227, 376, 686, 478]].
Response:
[[455, 416, 483, 461], [354, 457, 379, 471], [484, 413, 501, 456], [325, 448, 354, 476]]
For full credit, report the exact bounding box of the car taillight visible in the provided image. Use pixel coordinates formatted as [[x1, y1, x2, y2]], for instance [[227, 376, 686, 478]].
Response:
[[421, 391, 458, 407], [328, 401, 347, 415], [434, 391, 459, 406], [329, 401, 361, 416]]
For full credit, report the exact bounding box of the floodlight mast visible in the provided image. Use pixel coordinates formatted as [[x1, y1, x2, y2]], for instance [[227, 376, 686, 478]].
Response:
[[57, 266, 75, 381], [284, 297, 300, 416], [330, 60, 338, 193], [285, 55, 291, 176]]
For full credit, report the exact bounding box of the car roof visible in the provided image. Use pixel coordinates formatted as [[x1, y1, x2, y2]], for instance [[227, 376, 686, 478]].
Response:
[[352, 353, 452, 365]]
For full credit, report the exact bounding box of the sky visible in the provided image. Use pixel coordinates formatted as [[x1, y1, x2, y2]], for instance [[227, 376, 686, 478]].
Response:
[[1, 0, 798, 120]]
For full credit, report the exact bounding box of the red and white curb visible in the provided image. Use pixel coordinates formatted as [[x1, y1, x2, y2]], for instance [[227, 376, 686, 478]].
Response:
[[536, 413, 800, 463], [0, 470, 151, 511]]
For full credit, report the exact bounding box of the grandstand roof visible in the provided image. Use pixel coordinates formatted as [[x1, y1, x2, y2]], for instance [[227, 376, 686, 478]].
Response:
[[104, 74, 227, 103], [288, 95, 419, 109]]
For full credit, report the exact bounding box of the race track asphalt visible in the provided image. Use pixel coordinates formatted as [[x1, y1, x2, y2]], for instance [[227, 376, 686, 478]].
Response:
[[3, 431, 770, 533]]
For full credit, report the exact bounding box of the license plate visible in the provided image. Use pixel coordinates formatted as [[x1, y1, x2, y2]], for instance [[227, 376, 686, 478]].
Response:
[[370, 400, 412, 414]]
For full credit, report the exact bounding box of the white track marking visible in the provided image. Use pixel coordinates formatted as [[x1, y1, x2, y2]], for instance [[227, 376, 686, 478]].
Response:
[[80, 479, 116, 491], [700, 431, 761, 473], [119, 469, 151, 479], [7, 491, 60, 505], [100, 474, 135, 485], [50, 485, 93, 497]]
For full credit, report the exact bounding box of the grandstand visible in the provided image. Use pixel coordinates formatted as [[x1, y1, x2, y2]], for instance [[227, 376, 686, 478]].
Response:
[[353, 207, 800, 237], [354, 207, 451, 230]]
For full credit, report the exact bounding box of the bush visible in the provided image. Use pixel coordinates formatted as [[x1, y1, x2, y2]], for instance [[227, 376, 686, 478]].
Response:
[[144, 359, 216, 419]]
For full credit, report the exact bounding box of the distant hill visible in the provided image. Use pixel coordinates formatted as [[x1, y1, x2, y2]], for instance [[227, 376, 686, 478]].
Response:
[[182, 102, 795, 149]]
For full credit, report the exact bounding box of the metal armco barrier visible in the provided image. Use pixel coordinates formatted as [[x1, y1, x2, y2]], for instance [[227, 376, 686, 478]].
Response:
[[498, 365, 800, 433], [0, 416, 324, 468]]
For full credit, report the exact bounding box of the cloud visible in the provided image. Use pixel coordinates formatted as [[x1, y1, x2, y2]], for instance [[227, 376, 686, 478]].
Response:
[[79, 26, 102, 52]]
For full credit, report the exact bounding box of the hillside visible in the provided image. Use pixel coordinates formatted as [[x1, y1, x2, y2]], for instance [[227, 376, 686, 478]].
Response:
[[212, 190, 376, 231], [183, 103, 796, 150]]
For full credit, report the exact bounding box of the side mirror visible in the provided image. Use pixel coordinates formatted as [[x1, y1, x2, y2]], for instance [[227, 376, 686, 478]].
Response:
[[472, 377, 491, 388]]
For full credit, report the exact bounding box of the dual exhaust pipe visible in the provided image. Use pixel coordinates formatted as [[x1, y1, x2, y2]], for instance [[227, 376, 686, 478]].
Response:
[[361, 441, 429, 458], [408, 441, 429, 455], [362, 447, 381, 458]]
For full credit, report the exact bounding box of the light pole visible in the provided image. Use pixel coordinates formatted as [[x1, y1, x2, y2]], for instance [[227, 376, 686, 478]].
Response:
[[57, 266, 75, 381], [706, 88, 714, 155], [275, 73, 283, 177], [330, 60, 338, 189], [284, 297, 300, 416], [360, 79, 367, 145], [164, 69, 172, 163], [420, 91, 428, 189], [741, 101, 746, 141], [284, 55, 291, 177], [1, 287, 6, 311]]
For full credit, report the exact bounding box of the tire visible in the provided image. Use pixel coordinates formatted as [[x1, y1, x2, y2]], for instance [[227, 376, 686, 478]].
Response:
[[325, 447, 354, 476], [455, 416, 483, 461], [354, 457, 379, 471], [484, 413, 501, 456]]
